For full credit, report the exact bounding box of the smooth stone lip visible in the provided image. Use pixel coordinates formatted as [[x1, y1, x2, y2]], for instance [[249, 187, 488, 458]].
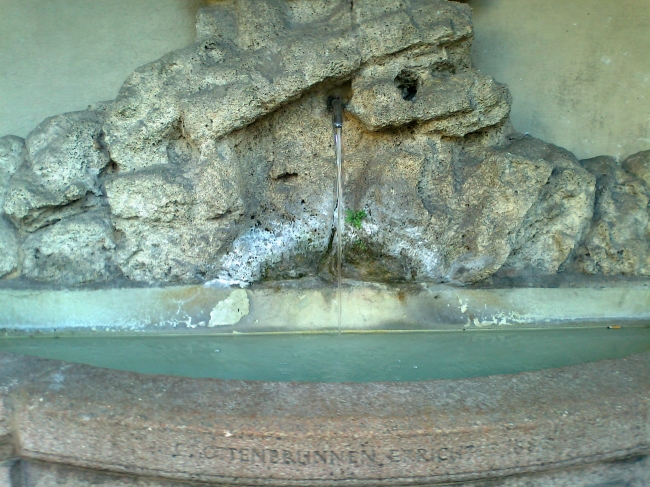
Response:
[[1, 279, 650, 334], [0, 351, 648, 486]]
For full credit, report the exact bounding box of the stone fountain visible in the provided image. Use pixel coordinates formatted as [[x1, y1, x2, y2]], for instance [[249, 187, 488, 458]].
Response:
[[1, 0, 649, 288], [0, 0, 649, 485]]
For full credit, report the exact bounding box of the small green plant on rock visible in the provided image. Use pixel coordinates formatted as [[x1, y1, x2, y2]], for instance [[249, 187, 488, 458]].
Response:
[[345, 209, 367, 229]]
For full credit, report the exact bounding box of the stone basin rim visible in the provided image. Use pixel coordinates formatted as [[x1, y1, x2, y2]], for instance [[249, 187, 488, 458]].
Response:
[[1, 351, 648, 486], [11, 449, 650, 487]]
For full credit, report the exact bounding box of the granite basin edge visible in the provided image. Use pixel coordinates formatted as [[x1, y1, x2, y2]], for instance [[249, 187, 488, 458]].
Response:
[[0, 351, 648, 486]]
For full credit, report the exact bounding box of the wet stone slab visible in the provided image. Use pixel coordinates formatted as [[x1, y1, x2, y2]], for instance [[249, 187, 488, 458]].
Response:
[[0, 351, 648, 485]]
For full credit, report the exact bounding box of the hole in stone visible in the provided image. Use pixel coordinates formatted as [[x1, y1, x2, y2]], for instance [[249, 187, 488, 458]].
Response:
[[274, 172, 298, 181], [394, 70, 419, 101]]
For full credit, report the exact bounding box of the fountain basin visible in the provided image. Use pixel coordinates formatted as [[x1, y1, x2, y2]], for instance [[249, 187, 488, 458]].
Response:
[[0, 281, 649, 486], [0, 351, 648, 486]]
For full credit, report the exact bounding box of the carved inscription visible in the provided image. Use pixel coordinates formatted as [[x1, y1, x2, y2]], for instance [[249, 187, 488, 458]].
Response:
[[173, 444, 380, 465], [167, 429, 556, 475], [172, 443, 490, 467]]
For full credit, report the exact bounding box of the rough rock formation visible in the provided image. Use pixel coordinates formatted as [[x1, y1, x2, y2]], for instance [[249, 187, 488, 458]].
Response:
[[622, 150, 650, 187], [22, 209, 117, 285], [499, 138, 596, 276], [3, 107, 110, 232], [0, 0, 646, 287], [570, 156, 650, 275], [0, 136, 24, 278]]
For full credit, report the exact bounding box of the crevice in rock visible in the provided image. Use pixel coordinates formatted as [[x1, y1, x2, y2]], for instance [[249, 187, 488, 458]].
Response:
[[98, 160, 120, 184], [207, 209, 234, 221], [272, 172, 298, 181], [92, 130, 108, 153], [15, 193, 103, 234]]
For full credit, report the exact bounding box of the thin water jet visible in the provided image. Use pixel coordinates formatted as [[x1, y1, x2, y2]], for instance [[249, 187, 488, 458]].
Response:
[[330, 97, 344, 335]]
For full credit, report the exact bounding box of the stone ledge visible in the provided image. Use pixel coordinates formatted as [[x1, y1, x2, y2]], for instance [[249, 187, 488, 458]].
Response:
[[0, 351, 648, 485], [1, 281, 650, 334]]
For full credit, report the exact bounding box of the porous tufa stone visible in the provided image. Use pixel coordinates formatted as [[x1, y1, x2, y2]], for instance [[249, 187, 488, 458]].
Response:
[[3, 109, 110, 233], [0, 0, 647, 287], [570, 155, 650, 275]]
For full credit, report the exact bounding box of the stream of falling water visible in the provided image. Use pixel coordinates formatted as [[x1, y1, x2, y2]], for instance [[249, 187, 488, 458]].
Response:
[[334, 126, 343, 335]]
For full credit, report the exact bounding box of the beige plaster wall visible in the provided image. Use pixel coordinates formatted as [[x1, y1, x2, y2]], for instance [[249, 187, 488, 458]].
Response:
[[468, 0, 650, 160], [0, 0, 206, 139], [1, 0, 649, 161]]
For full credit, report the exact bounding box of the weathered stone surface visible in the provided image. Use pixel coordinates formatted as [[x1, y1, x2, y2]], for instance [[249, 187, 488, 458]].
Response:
[[465, 456, 650, 487], [14, 455, 650, 487], [0, 218, 20, 279], [206, 88, 574, 286], [91, 0, 590, 286], [22, 210, 118, 285], [105, 161, 243, 283], [572, 156, 650, 275], [347, 52, 510, 135], [2, 282, 650, 335], [20, 460, 210, 487], [334, 127, 552, 283], [105, 1, 356, 172], [103, 0, 499, 173], [0, 354, 59, 440], [3, 108, 110, 232], [0, 436, 14, 462], [1, 351, 648, 485], [0, 135, 25, 209], [0, 460, 14, 486], [3, 457, 650, 487], [499, 137, 596, 275], [0, 136, 23, 276], [213, 88, 338, 285], [353, 0, 473, 62], [0, 0, 646, 287], [623, 149, 650, 187]]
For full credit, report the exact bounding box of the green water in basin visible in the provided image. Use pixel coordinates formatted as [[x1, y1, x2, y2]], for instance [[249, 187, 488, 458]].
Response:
[[1, 327, 649, 382]]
